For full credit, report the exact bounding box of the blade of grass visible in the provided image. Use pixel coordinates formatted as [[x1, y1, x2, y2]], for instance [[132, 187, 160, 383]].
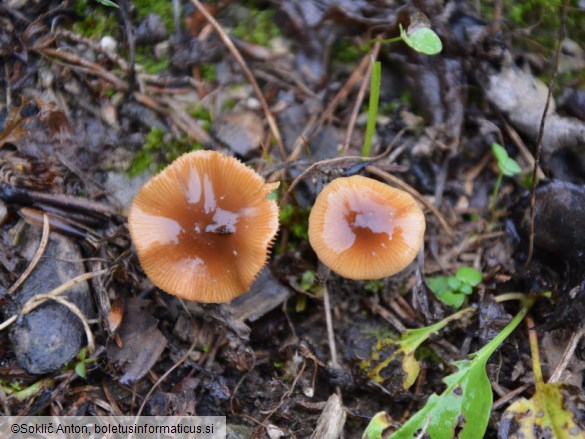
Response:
[[362, 59, 381, 157]]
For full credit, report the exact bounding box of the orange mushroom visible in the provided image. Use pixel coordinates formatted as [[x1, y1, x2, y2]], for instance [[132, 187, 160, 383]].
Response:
[[308, 175, 425, 280], [128, 150, 279, 303]]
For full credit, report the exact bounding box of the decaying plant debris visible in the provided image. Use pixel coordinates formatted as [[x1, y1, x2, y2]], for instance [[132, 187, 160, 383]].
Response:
[[1, 0, 585, 437]]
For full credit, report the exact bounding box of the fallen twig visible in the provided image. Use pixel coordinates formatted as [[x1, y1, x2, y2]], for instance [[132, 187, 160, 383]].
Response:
[[526, 0, 569, 267], [548, 326, 585, 384], [280, 131, 405, 208], [190, 0, 286, 158], [287, 50, 372, 162], [0, 269, 108, 351], [6, 213, 50, 296], [135, 341, 197, 418]]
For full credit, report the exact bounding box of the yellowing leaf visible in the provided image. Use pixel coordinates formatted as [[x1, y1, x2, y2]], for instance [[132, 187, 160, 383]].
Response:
[[363, 308, 475, 390], [362, 412, 393, 439], [499, 382, 585, 438], [383, 301, 532, 439]]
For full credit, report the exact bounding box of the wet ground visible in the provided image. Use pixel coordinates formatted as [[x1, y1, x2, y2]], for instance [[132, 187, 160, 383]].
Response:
[[1, 0, 585, 437]]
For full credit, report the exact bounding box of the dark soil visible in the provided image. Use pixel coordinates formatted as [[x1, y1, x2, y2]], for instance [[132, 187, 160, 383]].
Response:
[[1, 1, 585, 438]]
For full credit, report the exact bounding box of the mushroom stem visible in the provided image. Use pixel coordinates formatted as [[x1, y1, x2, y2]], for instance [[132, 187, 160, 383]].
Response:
[[323, 283, 339, 369], [316, 265, 340, 369]]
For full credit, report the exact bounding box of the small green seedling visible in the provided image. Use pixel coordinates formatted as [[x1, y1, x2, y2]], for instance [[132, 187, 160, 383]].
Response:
[[427, 266, 482, 309], [364, 279, 385, 293], [296, 270, 315, 312], [364, 298, 534, 439], [490, 143, 521, 211], [279, 204, 310, 241], [399, 21, 442, 56], [74, 347, 95, 378], [375, 13, 443, 55], [0, 378, 52, 401], [300, 270, 316, 292], [362, 307, 475, 390], [362, 14, 442, 157], [362, 60, 381, 158], [296, 270, 326, 312]]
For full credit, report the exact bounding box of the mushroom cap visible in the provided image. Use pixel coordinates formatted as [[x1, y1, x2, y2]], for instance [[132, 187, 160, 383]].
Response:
[[308, 175, 425, 280], [128, 150, 279, 303]]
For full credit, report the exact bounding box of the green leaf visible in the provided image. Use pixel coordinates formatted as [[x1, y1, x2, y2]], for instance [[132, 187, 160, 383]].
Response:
[[363, 412, 393, 439], [388, 301, 532, 439], [429, 268, 481, 307], [300, 270, 316, 292], [438, 289, 465, 308], [399, 23, 442, 56], [447, 276, 462, 291], [11, 379, 52, 402], [401, 352, 421, 389], [459, 283, 473, 296], [427, 276, 450, 295], [95, 0, 119, 8], [491, 143, 521, 177], [75, 362, 87, 378], [491, 142, 508, 162], [455, 267, 482, 286], [362, 60, 381, 157], [295, 294, 307, 313], [391, 357, 492, 439], [500, 382, 585, 438], [500, 158, 521, 177]]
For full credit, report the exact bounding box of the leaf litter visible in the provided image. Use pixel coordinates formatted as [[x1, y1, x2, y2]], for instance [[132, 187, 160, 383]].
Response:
[[0, 0, 585, 437]]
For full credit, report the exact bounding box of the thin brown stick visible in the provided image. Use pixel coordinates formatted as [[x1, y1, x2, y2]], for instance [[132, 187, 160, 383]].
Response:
[[253, 360, 307, 436], [501, 121, 545, 180], [22, 269, 108, 306], [366, 166, 454, 237], [38, 47, 129, 91], [492, 384, 530, 410], [548, 327, 585, 384], [56, 28, 130, 71], [190, 0, 286, 158], [287, 51, 372, 162], [525, 0, 569, 267], [319, 51, 372, 125], [280, 130, 406, 209], [6, 213, 50, 296], [135, 341, 196, 418], [159, 95, 214, 145]]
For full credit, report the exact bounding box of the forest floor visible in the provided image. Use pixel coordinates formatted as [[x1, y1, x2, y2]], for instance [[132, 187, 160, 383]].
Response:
[[1, 0, 585, 438]]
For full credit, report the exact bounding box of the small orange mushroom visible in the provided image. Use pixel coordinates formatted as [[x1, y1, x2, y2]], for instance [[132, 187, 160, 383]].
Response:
[[128, 150, 279, 303], [308, 175, 425, 280]]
